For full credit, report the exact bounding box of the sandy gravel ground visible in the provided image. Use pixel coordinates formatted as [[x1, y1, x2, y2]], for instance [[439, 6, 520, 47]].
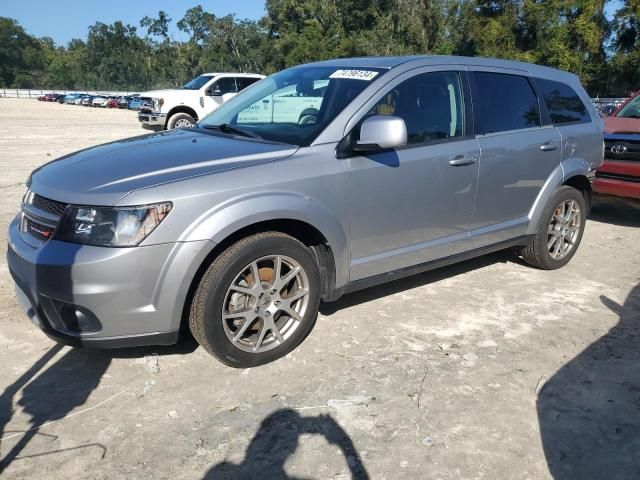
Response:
[[0, 98, 638, 479]]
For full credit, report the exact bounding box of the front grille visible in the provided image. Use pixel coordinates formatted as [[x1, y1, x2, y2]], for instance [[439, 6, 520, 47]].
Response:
[[31, 194, 68, 217], [596, 172, 640, 183], [23, 217, 55, 241], [604, 138, 640, 162]]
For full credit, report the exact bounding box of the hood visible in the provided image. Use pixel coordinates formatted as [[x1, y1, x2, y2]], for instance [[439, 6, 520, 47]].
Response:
[[603, 116, 640, 134], [138, 89, 197, 98], [29, 129, 298, 205]]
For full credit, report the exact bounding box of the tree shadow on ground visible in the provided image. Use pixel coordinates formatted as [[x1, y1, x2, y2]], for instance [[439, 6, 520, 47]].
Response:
[[0, 338, 197, 474], [203, 409, 369, 480], [538, 282, 640, 479]]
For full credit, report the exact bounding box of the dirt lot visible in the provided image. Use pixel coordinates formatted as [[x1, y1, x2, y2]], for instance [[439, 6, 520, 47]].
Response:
[[0, 97, 638, 479]]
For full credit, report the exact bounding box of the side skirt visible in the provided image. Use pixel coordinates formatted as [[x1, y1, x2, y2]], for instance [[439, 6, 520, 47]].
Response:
[[331, 235, 533, 300]]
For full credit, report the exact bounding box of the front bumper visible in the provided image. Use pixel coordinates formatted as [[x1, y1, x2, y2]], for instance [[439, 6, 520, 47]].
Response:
[[138, 110, 166, 130], [7, 216, 212, 348], [593, 159, 640, 202]]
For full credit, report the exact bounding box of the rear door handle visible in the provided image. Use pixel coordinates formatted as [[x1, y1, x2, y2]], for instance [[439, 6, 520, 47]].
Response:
[[540, 143, 559, 152], [449, 155, 477, 167]]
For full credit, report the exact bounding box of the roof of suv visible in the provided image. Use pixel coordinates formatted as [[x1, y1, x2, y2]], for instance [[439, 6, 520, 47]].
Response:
[[305, 55, 576, 81]]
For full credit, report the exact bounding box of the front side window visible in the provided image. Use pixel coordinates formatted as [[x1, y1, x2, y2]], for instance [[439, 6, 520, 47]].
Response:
[[616, 95, 640, 119], [183, 75, 214, 90], [211, 77, 237, 96], [537, 78, 591, 125], [363, 71, 464, 145], [200, 66, 385, 146], [472, 72, 541, 134]]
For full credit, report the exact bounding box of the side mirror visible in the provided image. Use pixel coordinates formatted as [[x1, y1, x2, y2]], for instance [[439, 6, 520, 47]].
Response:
[[353, 115, 407, 152]]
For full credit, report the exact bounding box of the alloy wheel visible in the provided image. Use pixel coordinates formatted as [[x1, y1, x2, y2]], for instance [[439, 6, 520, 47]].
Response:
[[221, 255, 310, 353], [547, 199, 581, 260]]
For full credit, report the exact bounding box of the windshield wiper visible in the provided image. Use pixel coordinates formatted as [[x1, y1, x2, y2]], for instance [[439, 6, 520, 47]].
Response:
[[202, 123, 262, 139]]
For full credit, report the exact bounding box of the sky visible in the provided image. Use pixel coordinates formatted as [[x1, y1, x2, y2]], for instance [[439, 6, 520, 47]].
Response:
[[0, 0, 267, 46]]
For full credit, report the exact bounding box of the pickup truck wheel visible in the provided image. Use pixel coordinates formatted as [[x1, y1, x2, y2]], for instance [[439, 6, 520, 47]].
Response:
[[189, 232, 321, 367], [521, 186, 586, 270], [167, 112, 196, 130]]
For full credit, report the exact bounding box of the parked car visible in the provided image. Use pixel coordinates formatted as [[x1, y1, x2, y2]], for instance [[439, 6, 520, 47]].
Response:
[[81, 96, 94, 106], [117, 95, 136, 109], [128, 95, 144, 110], [91, 96, 112, 107], [8, 56, 603, 367], [595, 91, 640, 206], [106, 98, 119, 108], [137, 73, 265, 130]]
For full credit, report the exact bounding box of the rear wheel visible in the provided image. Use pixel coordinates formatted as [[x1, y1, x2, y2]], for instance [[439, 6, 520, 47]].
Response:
[[167, 112, 196, 130], [521, 186, 586, 269], [189, 232, 321, 367]]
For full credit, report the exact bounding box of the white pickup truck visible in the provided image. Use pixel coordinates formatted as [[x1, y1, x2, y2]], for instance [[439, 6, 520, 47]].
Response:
[[137, 73, 265, 130]]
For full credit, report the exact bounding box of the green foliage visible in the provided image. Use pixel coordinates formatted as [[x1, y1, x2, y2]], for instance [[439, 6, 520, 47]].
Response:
[[0, 1, 638, 95]]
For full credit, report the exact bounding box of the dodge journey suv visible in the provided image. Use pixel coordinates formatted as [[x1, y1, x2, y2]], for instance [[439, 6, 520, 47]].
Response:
[[8, 56, 603, 367]]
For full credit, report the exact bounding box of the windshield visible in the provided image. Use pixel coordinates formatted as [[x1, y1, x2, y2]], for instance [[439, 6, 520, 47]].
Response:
[[617, 95, 640, 118], [199, 66, 386, 146], [183, 75, 214, 90]]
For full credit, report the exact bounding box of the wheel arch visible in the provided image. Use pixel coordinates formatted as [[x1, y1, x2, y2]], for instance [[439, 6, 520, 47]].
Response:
[[166, 106, 198, 128], [527, 159, 592, 235], [179, 206, 348, 334]]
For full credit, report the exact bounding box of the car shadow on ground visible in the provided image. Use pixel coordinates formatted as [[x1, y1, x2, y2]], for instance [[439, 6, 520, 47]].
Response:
[[202, 408, 369, 479], [320, 250, 517, 315], [538, 282, 640, 479], [589, 199, 640, 228], [0, 338, 197, 474]]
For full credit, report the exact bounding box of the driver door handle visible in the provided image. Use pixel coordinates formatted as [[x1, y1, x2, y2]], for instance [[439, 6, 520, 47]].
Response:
[[540, 142, 560, 152], [449, 155, 477, 167]]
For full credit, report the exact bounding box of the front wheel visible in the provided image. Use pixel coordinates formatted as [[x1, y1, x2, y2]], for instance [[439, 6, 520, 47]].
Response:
[[167, 112, 196, 130], [521, 186, 587, 269], [189, 232, 321, 367]]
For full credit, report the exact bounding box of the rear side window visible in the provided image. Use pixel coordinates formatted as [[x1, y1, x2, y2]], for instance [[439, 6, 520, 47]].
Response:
[[536, 79, 591, 125], [236, 77, 261, 91], [472, 72, 541, 134]]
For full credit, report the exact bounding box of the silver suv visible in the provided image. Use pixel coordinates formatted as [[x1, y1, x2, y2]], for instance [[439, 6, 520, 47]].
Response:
[[8, 56, 603, 367]]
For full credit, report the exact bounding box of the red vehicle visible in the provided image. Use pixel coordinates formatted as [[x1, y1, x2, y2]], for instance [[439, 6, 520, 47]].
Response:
[[596, 91, 640, 206], [106, 98, 119, 108]]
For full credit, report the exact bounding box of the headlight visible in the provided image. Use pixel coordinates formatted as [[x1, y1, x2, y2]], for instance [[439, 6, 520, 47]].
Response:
[[55, 202, 172, 247], [153, 98, 164, 111]]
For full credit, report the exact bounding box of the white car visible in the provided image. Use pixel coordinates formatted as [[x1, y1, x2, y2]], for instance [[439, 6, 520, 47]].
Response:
[[91, 96, 111, 107], [137, 73, 265, 130]]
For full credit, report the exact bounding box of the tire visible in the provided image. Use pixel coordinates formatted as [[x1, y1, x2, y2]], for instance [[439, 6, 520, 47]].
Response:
[[521, 186, 587, 270], [167, 112, 196, 130], [189, 232, 321, 367]]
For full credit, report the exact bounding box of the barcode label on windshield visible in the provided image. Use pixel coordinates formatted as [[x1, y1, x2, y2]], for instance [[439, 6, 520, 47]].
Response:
[[329, 70, 379, 81]]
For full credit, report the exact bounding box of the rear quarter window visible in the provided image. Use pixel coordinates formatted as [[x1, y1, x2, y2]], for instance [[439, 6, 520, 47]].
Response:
[[471, 72, 541, 134], [536, 78, 591, 125]]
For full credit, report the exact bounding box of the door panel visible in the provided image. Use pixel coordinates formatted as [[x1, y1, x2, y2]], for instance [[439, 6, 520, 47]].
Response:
[[467, 70, 562, 247], [468, 127, 562, 246], [348, 138, 480, 280]]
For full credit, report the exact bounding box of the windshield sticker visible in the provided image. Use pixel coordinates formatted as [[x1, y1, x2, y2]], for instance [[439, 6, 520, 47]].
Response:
[[329, 70, 379, 81]]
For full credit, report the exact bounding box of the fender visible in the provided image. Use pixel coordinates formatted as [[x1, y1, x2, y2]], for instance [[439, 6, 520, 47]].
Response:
[[527, 157, 590, 234], [179, 190, 350, 289]]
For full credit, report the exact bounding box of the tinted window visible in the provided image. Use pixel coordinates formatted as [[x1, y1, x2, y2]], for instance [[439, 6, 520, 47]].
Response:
[[365, 71, 464, 145], [537, 79, 590, 124], [236, 77, 261, 91], [211, 77, 237, 95], [473, 72, 540, 134]]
